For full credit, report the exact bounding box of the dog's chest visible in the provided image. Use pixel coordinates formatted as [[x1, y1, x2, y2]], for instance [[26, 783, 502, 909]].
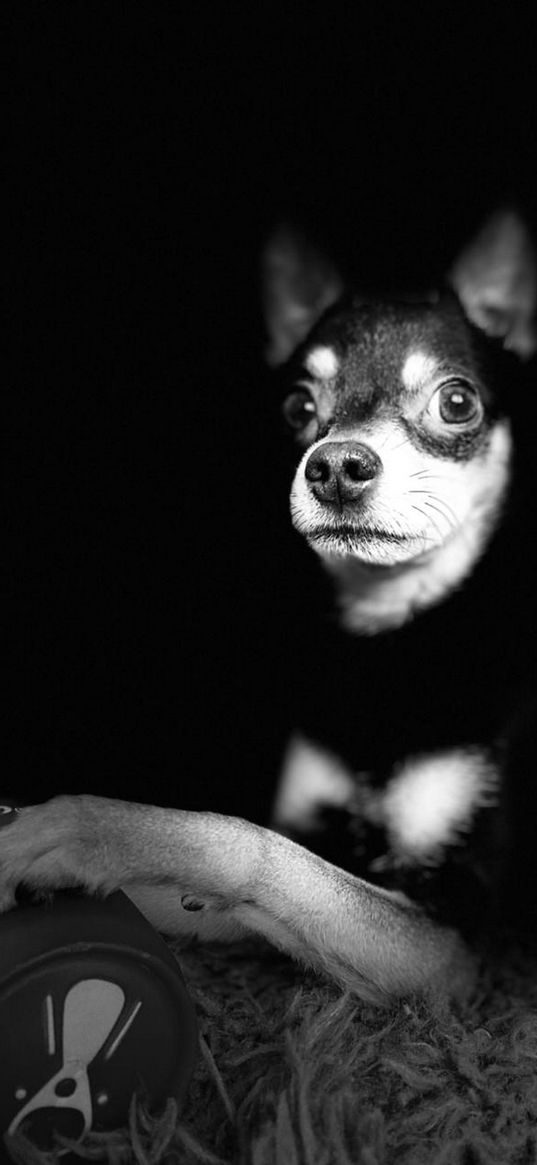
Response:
[[281, 544, 531, 930], [294, 570, 518, 775]]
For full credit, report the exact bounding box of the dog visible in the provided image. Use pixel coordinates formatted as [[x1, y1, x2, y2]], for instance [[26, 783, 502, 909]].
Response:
[[1, 211, 536, 1004]]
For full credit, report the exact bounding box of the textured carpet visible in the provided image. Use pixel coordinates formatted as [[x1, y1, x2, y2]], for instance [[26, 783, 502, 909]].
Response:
[[7, 932, 537, 1165]]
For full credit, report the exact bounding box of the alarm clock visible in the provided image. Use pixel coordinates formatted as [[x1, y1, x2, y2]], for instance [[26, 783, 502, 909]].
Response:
[[0, 804, 197, 1158]]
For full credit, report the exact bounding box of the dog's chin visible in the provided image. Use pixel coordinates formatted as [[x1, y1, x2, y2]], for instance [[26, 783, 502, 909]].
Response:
[[302, 525, 436, 567]]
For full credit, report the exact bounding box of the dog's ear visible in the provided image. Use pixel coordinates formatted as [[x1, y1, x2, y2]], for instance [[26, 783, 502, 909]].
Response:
[[449, 210, 537, 359], [262, 226, 343, 366]]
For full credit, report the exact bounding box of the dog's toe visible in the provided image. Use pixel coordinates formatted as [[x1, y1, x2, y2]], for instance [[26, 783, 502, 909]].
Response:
[[0, 797, 89, 906], [0, 884, 18, 914]]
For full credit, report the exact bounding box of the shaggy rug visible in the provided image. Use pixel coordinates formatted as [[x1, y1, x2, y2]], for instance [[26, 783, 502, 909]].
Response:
[[6, 930, 537, 1165]]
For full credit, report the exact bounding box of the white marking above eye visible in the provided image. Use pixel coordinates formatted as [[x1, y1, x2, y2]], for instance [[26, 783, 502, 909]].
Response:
[[401, 350, 439, 394], [305, 346, 339, 380]]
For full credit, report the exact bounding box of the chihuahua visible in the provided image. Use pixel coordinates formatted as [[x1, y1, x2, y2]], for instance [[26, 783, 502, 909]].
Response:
[[1, 211, 536, 1003]]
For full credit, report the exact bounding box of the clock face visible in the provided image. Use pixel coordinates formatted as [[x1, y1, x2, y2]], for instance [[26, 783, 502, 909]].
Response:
[[1, 948, 196, 1154]]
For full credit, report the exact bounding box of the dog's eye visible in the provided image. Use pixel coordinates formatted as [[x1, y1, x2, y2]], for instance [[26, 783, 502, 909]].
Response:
[[282, 389, 318, 432], [431, 382, 483, 426]]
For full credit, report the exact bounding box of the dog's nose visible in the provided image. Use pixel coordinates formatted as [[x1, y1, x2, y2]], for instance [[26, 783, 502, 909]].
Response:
[[304, 440, 381, 505]]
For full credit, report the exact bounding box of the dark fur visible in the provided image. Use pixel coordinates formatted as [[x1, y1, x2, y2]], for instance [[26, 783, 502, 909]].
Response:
[[270, 218, 537, 938]]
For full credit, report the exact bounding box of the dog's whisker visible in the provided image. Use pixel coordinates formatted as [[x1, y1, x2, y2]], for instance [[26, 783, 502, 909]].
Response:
[[426, 493, 459, 528], [410, 503, 443, 542], [422, 499, 456, 533]]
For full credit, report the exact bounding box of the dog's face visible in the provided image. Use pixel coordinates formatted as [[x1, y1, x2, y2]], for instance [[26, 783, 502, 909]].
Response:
[[263, 213, 536, 627], [282, 293, 511, 568]]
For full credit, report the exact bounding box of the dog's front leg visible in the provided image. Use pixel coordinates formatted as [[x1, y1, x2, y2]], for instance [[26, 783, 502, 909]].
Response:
[[0, 795, 473, 1003]]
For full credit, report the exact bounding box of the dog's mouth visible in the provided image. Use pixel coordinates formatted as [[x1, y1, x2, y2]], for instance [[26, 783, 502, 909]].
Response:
[[303, 522, 433, 565], [307, 524, 416, 546]]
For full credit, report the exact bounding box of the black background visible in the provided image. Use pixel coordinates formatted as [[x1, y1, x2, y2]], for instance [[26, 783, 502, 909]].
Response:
[[7, 8, 537, 817]]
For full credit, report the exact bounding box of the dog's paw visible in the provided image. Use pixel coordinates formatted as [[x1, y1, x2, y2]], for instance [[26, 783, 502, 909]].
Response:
[[0, 796, 96, 911]]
